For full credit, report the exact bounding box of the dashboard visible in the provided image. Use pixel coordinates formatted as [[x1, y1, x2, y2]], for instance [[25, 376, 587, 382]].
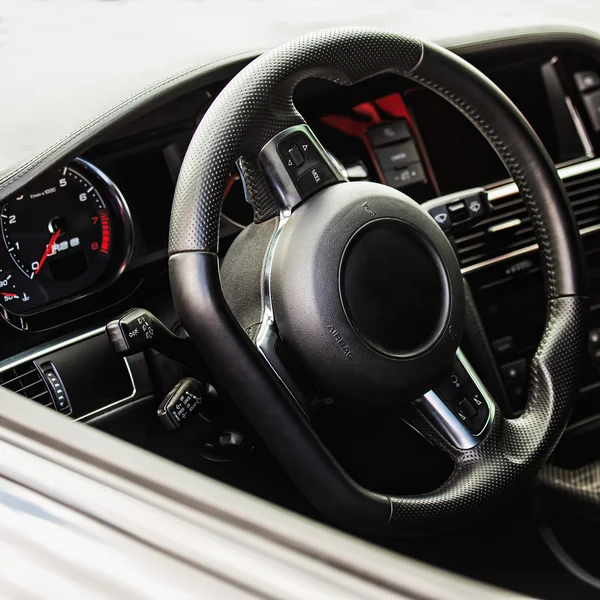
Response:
[[3, 32, 600, 427]]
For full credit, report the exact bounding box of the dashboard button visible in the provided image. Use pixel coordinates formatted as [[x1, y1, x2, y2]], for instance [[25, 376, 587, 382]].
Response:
[[288, 145, 305, 167], [447, 200, 469, 222], [368, 120, 411, 147], [376, 140, 419, 170], [428, 205, 452, 232], [583, 89, 600, 131], [435, 359, 470, 404], [590, 328, 600, 347], [40, 361, 72, 415], [458, 397, 478, 419], [463, 190, 490, 218], [278, 132, 322, 176], [492, 335, 514, 356], [575, 71, 600, 93], [384, 163, 426, 189], [462, 379, 489, 433], [296, 163, 336, 197], [434, 358, 490, 434], [501, 359, 526, 384]]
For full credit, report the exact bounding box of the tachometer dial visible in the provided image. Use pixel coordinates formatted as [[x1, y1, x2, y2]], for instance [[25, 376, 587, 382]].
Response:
[[0, 158, 133, 316]]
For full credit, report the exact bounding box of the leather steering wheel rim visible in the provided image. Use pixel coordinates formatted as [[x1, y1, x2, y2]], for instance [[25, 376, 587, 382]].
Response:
[[168, 27, 588, 536]]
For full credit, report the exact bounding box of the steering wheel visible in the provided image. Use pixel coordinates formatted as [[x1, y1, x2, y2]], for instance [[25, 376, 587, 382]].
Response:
[[168, 28, 588, 536]]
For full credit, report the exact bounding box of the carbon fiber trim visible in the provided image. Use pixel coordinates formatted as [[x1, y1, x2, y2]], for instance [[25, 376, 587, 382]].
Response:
[[538, 460, 600, 518]]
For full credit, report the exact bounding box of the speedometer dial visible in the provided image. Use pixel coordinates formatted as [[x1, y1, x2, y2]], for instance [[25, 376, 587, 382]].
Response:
[[0, 158, 133, 316]]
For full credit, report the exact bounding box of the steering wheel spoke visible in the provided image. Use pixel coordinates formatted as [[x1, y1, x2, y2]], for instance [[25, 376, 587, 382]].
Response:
[[254, 301, 316, 418], [258, 124, 347, 212], [411, 349, 496, 451]]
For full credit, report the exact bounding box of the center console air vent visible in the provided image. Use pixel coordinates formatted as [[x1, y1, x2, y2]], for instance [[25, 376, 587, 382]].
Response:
[[455, 167, 600, 270], [0, 362, 53, 408]]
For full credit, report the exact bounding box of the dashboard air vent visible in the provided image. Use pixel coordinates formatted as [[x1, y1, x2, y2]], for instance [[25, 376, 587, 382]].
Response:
[[0, 362, 53, 408], [455, 168, 600, 270]]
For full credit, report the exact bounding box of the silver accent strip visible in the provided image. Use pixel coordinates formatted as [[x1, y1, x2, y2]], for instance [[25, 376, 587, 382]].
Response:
[[421, 187, 487, 215], [252, 125, 348, 415], [416, 348, 496, 450], [0, 326, 105, 372], [345, 163, 369, 180], [326, 152, 348, 180], [463, 157, 600, 275], [550, 156, 600, 181], [255, 209, 311, 417], [462, 221, 600, 275], [487, 218, 522, 234], [486, 180, 519, 202], [461, 243, 538, 275], [487, 156, 600, 203], [565, 95, 595, 159], [258, 124, 346, 211], [0, 325, 137, 421]]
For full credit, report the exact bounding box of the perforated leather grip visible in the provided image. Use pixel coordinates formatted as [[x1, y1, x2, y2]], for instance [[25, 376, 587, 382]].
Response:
[[169, 29, 423, 254], [387, 295, 588, 533], [169, 28, 588, 535]]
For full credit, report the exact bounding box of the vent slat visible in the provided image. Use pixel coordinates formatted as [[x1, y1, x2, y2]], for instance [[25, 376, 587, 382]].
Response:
[[0, 362, 55, 411], [563, 173, 600, 189], [565, 183, 600, 197], [573, 205, 600, 217], [29, 389, 51, 402], [456, 166, 600, 268]]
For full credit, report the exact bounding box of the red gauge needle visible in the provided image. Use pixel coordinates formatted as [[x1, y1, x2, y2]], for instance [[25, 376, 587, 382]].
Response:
[[34, 229, 61, 276]]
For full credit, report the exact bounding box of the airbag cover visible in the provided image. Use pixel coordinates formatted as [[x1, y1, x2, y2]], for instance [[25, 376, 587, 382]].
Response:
[[270, 181, 464, 406]]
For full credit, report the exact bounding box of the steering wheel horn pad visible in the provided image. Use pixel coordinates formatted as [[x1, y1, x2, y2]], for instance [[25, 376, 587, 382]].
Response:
[[270, 180, 464, 407], [168, 28, 588, 536]]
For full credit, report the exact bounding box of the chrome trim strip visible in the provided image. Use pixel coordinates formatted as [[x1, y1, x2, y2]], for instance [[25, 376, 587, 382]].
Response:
[[419, 390, 476, 449], [463, 158, 600, 275], [487, 156, 600, 203], [487, 218, 522, 233], [462, 222, 600, 275], [0, 325, 138, 420], [0, 326, 105, 372], [487, 181, 519, 201], [565, 95, 595, 159], [555, 156, 600, 180], [254, 208, 311, 417], [252, 125, 348, 416], [461, 243, 539, 275], [416, 349, 496, 450]]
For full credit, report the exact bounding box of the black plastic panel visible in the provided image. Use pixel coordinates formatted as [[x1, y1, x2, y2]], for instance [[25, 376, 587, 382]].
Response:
[[34, 333, 134, 419]]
